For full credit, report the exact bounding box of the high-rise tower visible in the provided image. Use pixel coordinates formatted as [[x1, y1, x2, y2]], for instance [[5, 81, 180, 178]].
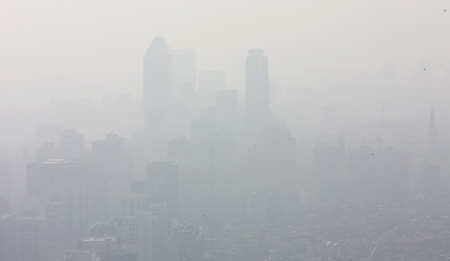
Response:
[[245, 49, 270, 130], [143, 36, 172, 128], [143, 37, 173, 159]]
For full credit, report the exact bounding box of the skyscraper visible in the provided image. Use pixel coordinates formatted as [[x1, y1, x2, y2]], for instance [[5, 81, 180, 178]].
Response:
[[245, 49, 270, 130], [143, 36, 173, 159]]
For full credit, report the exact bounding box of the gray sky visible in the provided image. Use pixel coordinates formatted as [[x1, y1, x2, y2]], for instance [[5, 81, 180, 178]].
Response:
[[1, 0, 449, 108]]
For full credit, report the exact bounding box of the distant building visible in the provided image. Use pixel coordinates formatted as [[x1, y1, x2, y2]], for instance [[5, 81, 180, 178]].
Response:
[[35, 140, 59, 161], [16, 217, 47, 261], [26, 159, 88, 240], [143, 36, 173, 160], [59, 128, 85, 158], [0, 213, 17, 261], [35, 123, 64, 148], [251, 128, 296, 192], [91, 133, 131, 221], [245, 49, 270, 130]]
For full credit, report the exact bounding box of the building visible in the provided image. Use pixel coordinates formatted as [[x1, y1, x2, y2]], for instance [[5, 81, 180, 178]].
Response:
[[0, 213, 17, 261], [16, 217, 47, 261], [248, 128, 297, 198], [59, 128, 85, 158], [26, 159, 88, 240], [143, 36, 173, 160], [35, 123, 64, 148], [245, 49, 270, 130], [91, 133, 131, 221]]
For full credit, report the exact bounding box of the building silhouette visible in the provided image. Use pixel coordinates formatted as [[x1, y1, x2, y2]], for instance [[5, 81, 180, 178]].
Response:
[[143, 36, 173, 160], [245, 49, 270, 131]]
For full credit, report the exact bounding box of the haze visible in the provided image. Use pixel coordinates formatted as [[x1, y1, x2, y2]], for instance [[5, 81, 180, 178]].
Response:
[[1, 0, 450, 260]]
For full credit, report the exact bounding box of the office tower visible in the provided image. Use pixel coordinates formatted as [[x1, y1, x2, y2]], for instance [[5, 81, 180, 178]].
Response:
[[245, 49, 270, 130], [16, 217, 47, 261], [35, 141, 59, 161], [168, 223, 204, 261], [143, 36, 173, 160], [92, 133, 131, 221], [26, 159, 88, 240], [198, 70, 226, 107], [59, 128, 85, 158], [0, 213, 17, 261], [312, 136, 346, 200], [249, 128, 296, 194]]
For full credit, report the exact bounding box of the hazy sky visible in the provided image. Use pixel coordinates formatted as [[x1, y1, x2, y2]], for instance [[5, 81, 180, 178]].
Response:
[[1, 0, 449, 108]]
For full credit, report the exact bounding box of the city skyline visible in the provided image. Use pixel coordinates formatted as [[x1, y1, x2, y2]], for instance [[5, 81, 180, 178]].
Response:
[[2, 2, 450, 260]]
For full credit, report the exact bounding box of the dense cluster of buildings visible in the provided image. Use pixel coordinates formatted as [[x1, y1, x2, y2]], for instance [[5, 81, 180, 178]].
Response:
[[0, 36, 449, 261]]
